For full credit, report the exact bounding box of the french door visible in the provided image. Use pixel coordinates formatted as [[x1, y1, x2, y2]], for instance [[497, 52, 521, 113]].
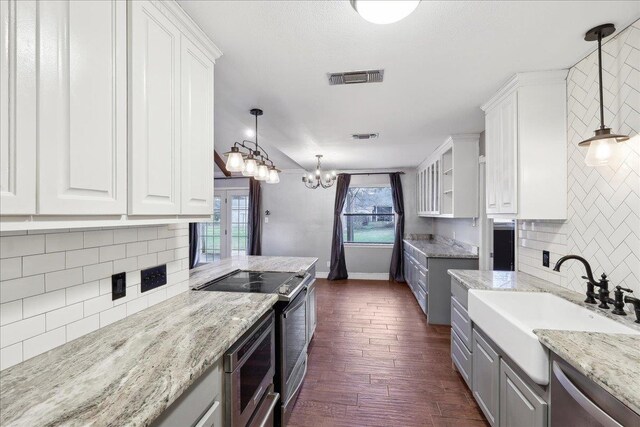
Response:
[[200, 189, 249, 261]]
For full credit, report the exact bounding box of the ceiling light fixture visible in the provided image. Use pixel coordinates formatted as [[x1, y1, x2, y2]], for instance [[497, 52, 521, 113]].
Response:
[[302, 155, 337, 189], [350, 0, 420, 25], [223, 109, 280, 184], [579, 23, 629, 167]]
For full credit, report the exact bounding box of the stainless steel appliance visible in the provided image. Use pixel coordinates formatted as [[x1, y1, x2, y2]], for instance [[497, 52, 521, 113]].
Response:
[[551, 357, 640, 426], [196, 270, 314, 426], [224, 312, 279, 427]]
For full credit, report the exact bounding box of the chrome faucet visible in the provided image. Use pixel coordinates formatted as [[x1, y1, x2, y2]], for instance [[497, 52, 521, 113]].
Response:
[[553, 255, 611, 309]]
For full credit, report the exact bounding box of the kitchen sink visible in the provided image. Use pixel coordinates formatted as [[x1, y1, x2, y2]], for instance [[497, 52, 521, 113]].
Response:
[[468, 290, 640, 385]]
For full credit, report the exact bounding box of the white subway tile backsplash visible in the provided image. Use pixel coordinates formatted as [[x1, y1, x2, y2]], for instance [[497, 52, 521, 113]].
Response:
[[45, 268, 83, 292], [0, 224, 190, 369], [0, 235, 44, 259], [1, 315, 45, 347], [23, 327, 66, 360], [0, 342, 22, 370], [66, 282, 100, 305], [66, 248, 99, 268], [23, 290, 66, 318], [22, 252, 66, 276], [66, 315, 99, 342], [45, 232, 83, 253], [83, 230, 114, 248], [0, 258, 22, 281], [99, 305, 126, 327], [0, 275, 45, 303], [0, 301, 22, 326], [46, 303, 84, 331], [83, 262, 113, 283]]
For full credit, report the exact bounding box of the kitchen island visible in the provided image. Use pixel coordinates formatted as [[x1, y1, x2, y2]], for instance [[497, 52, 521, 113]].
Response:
[[0, 256, 316, 427]]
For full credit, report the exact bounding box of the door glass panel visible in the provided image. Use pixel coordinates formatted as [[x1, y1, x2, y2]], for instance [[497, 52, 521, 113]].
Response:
[[199, 196, 222, 262], [231, 195, 249, 257]]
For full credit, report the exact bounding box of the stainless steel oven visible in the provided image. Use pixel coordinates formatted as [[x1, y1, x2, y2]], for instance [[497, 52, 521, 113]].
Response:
[[276, 287, 308, 425], [225, 312, 279, 427]]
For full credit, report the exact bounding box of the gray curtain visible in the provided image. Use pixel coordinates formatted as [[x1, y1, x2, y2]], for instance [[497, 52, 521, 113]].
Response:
[[248, 178, 262, 256], [389, 173, 405, 282], [189, 223, 200, 269], [328, 174, 351, 280]]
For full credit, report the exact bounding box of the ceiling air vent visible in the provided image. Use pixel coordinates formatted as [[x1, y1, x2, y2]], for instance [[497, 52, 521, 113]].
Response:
[[328, 69, 384, 85], [351, 133, 379, 141]]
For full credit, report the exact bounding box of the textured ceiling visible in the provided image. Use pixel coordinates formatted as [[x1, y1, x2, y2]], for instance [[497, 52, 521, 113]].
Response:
[[179, 0, 640, 171]]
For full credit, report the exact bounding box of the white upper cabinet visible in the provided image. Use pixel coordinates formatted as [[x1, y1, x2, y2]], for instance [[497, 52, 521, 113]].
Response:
[[417, 135, 479, 218], [482, 71, 568, 220], [38, 0, 127, 214], [0, 0, 36, 215], [180, 35, 214, 215], [129, 0, 182, 215]]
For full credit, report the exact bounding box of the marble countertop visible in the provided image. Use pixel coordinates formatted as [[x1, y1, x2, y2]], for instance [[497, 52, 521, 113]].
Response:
[[449, 269, 640, 414], [535, 330, 640, 415], [404, 238, 478, 259], [189, 255, 318, 289]]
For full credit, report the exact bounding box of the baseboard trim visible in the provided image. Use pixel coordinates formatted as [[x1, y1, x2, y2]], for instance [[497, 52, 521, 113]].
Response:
[[316, 272, 390, 281]]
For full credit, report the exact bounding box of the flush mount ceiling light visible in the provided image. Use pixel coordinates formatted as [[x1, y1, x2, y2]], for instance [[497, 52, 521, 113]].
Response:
[[350, 0, 420, 25], [579, 23, 629, 167], [302, 155, 337, 189], [223, 109, 280, 184]]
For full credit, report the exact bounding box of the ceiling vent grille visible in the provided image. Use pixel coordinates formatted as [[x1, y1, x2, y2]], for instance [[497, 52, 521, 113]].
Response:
[[328, 69, 384, 85], [351, 133, 379, 141]]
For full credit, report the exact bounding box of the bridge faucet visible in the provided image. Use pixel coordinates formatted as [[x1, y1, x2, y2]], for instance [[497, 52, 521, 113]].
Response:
[[553, 255, 610, 308]]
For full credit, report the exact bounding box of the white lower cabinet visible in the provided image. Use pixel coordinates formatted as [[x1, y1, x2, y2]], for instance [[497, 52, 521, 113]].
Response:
[[38, 0, 127, 214], [473, 330, 500, 426], [500, 360, 547, 427]]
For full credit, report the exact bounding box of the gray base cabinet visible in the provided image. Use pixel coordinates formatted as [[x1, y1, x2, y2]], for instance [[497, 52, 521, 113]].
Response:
[[500, 360, 547, 427], [472, 330, 500, 426]]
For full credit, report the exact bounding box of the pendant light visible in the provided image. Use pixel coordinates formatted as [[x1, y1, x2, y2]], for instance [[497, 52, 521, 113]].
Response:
[[350, 0, 420, 25], [223, 109, 280, 184], [579, 24, 629, 167]]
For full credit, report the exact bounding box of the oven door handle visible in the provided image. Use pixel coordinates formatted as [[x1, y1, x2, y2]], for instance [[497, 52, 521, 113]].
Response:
[[283, 292, 306, 319], [248, 392, 280, 427]]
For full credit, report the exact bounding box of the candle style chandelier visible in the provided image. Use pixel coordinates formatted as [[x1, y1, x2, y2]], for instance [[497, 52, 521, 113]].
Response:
[[302, 155, 337, 189], [223, 109, 280, 184]]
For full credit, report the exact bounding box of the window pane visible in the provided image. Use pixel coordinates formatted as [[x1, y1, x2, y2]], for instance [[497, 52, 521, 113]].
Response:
[[343, 214, 395, 244], [344, 186, 393, 214]]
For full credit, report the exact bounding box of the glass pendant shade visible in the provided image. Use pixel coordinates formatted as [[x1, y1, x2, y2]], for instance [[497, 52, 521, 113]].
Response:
[[584, 137, 617, 167], [255, 163, 269, 181], [267, 168, 280, 184], [225, 150, 245, 172], [242, 157, 257, 176], [351, 0, 420, 24]]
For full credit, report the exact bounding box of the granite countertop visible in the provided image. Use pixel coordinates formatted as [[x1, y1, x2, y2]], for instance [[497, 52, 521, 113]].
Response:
[[403, 237, 478, 259], [535, 330, 640, 415], [189, 255, 318, 289], [449, 269, 640, 415], [0, 256, 317, 427]]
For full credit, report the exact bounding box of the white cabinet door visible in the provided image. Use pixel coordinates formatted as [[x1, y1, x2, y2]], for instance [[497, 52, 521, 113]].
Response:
[[38, 0, 127, 214], [129, 0, 181, 215], [181, 35, 214, 215], [485, 108, 500, 214], [0, 0, 36, 215], [499, 92, 518, 214]]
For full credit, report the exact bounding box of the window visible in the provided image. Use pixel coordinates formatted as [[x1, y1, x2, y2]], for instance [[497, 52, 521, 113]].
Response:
[[343, 186, 396, 244], [199, 189, 249, 262]]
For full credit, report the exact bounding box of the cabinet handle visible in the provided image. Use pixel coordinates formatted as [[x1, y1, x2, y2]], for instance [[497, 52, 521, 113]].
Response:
[[552, 362, 622, 427]]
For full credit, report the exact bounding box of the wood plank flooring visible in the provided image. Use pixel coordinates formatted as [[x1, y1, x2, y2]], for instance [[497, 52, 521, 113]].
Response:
[[287, 279, 489, 427]]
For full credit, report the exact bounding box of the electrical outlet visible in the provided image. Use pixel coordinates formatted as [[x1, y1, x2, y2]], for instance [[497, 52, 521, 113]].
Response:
[[543, 250, 550, 268], [141, 264, 167, 293], [112, 272, 126, 301]]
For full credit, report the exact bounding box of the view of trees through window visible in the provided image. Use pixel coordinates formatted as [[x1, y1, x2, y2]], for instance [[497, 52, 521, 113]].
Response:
[[342, 186, 395, 244]]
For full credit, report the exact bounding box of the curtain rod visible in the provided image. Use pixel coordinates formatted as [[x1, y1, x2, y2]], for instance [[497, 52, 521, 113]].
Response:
[[344, 171, 405, 176]]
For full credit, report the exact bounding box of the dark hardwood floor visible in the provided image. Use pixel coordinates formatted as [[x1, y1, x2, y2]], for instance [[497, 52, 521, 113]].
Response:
[[287, 279, 489, 427]]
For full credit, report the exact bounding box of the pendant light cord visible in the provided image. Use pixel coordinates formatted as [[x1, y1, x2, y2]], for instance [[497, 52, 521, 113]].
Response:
[[598, 32, 605, 130]]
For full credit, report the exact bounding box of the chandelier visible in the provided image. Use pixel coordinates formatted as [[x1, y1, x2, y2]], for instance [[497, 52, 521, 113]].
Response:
[[223, 109, 280, 184], [302, 155, 337, 189]]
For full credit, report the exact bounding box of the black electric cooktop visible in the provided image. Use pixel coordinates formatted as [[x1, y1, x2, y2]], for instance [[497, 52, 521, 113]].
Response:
[[198, 270, 300, 295]]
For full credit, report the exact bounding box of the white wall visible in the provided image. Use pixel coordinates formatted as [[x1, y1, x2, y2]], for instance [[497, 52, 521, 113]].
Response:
[[0, 224, 190, 370], [517, 21, 640, 296], [432, 218, 480, 246], [261, 169, 432, 277]]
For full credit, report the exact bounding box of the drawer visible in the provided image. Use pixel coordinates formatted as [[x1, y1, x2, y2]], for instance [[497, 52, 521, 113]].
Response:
[[415, 253, 428, 269], [451, 329, 472, 389], [418, 288, 427, 314], [451, 277, 468, 308], [417, 278, 427, 294], [451, 296, 472, 350]]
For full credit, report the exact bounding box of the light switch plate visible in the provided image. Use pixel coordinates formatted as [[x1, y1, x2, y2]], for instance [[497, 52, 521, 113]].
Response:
[[543, 250, 550, 268], [112, 272, 126, 301]]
